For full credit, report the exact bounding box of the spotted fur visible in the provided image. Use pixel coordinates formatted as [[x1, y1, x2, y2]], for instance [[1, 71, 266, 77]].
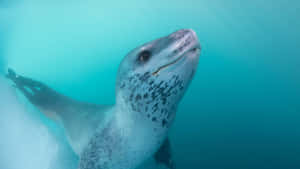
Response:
[[79, 29, 200, 169], [121, 72, 185, 129]]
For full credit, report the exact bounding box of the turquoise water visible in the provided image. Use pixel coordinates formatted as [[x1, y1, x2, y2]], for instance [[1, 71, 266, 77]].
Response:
[[1, 1, 300, 169]]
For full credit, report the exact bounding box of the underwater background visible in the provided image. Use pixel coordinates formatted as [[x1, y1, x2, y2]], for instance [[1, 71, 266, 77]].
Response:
[[0, 0, 299, 169]]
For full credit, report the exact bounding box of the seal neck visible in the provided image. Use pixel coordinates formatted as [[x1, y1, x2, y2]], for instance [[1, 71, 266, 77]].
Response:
[[116, 90, 177, 131]]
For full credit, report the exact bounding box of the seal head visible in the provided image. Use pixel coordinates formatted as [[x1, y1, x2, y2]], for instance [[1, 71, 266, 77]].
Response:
[[116, 29, 201, 129]]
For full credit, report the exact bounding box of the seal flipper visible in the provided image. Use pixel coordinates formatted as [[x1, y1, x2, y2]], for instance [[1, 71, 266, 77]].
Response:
[[154, 138, 176, 169], [6, 68, 71, 115], [6, 69, 110, 136], [6, 68, 104, 116], [5, 68, 111, 154]]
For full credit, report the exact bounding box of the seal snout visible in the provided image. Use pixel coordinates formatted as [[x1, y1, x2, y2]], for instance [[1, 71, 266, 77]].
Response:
[[168, 29, 200, 56], [169, 29, 198, 41]]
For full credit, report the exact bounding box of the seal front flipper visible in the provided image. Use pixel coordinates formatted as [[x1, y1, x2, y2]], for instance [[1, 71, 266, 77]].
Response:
[[6, 68, 69, 113], [6, 68, 108, 114], [154, 138, 176, 169], [6, 68, 111, 154]]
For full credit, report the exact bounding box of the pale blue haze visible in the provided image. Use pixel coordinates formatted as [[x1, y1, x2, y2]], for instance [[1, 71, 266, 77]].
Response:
[[0, 1, 299, 169]]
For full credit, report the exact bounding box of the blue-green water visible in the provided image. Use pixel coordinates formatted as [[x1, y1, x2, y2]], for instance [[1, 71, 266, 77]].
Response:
[[1, 1, 300, 169]]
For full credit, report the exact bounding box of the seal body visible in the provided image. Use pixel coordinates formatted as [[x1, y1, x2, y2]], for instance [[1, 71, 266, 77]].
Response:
[[79, 29, 200, 169], [79, 107, 166, 169], [8, 29, 201, 169]]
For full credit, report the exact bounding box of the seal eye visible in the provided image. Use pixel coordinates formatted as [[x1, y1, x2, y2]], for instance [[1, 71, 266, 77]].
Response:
[[138, 50, 151, 63]]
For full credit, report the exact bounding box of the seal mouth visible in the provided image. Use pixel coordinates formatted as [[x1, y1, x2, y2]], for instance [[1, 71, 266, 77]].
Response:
[[152, 46, 200, 76]]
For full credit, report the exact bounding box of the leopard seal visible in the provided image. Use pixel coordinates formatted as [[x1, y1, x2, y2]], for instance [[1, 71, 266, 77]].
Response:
[[7, 29, 201, 169]]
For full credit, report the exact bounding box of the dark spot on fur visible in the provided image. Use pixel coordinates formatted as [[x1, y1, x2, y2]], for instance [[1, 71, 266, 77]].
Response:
[[135, 94, 142, 101], [120, 83, 125, 89], [145, 106, 148, 112], [129, 76, 134, 82], [162, 119, 167, 127], [129, 93, 134, 101], [144, 93, 148, 98], [162, 98, 167, 105]]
